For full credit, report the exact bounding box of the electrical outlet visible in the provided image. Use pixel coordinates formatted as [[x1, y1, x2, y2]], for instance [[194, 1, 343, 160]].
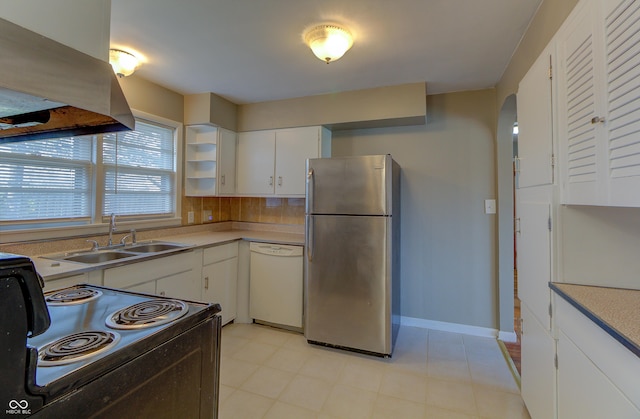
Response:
[[187, 211, 194, 224], [203, 210, 213, 223], [484, 199, 496, 214]]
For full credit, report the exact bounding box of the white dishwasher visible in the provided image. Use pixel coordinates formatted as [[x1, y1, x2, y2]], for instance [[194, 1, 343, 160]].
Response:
[[249, 242, 303, 330]]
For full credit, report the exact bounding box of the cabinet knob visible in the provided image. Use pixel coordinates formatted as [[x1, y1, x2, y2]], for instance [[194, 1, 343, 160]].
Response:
[[160, 291, 166, 296], [591, 116, 605, 124]]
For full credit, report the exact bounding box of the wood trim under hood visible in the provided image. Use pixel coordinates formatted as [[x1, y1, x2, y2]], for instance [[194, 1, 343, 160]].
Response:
[[0, 18, 134, 143]]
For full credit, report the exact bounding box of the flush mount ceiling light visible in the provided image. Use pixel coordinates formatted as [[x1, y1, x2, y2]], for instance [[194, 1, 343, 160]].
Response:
[[109, 48, 140, 77], [304, 24, 353, 64]]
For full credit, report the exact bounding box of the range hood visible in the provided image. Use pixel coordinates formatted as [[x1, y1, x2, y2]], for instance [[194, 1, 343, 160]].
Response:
[[0, 18, 134, 143]]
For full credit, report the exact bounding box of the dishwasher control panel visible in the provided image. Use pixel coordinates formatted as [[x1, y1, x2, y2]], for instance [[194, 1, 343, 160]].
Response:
[[250, 243, 303, 257]]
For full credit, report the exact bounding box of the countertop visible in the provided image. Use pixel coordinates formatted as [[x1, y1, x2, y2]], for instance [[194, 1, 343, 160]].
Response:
[[550, 282, 640, 358], [32, 227, 304, 281]]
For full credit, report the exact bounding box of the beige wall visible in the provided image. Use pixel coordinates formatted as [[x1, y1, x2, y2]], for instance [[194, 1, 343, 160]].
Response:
[[496, 0, 579, 107], [238, 82, 426, 131], [0, 0, 111, 60], [333, 89, 499, 329], [118, 75, 184, 123]]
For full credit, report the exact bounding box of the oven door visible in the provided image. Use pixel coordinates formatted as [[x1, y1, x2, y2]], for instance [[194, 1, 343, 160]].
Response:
[[30, 315, 221, 419]]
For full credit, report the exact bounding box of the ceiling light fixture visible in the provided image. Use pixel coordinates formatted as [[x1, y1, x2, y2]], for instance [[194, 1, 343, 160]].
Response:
[[304, 24, 353, 64], [109, 48, 140, 78]]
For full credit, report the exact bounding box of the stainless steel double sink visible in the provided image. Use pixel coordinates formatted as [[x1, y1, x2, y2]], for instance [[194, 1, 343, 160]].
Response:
[[45, 241, 190, 265]]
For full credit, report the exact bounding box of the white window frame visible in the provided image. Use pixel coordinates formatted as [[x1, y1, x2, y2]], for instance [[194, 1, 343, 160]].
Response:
[[0, 109, 183, 244]]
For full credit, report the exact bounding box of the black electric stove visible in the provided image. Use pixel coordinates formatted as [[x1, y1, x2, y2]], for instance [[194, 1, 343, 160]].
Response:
[[0, 252, 221, 418]]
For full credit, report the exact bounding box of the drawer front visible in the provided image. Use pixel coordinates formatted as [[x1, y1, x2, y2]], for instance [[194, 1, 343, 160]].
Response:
[[104, 252, 194, 289], [203, 241, 238, 265], [46, 274, 89, 291]]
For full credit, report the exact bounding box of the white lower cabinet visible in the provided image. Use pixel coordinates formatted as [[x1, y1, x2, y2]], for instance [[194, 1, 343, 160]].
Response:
[[557, 331, 638, 419], [201, 242, 238, 325], [103, 251, 200, 300], [556, 296, 640, 418], [44, 270, 102, 291], [520, 302, 557, 419]]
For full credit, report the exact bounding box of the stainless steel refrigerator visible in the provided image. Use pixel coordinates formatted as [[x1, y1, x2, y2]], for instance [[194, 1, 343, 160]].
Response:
[[304, 154, 400, 357]]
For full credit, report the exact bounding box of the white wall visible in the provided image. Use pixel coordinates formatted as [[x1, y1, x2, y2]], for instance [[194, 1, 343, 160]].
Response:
[[332, 89, 499, 329]]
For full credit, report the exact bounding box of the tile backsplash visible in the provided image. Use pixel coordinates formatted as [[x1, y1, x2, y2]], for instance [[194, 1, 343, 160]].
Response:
[[182, 196, 305, 225]]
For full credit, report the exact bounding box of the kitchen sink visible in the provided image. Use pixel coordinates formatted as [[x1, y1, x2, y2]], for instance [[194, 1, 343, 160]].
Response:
[[62, 251, 138, 264], [43, 241, 190, 265], [124, 242, 188, 253]]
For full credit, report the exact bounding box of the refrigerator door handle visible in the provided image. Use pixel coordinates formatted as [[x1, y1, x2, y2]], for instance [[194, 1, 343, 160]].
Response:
[[307, 216, 314, 262], [306, 168, 314, 211]]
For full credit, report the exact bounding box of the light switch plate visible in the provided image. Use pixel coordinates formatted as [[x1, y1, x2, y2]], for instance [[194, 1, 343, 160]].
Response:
[[484, 199, 496, 214], [187, 211, 194, 224]]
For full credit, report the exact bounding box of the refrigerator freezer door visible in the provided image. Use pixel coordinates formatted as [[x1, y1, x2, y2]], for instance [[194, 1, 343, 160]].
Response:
[[305, 214, 392, 355], [306, 155, 393, 216]]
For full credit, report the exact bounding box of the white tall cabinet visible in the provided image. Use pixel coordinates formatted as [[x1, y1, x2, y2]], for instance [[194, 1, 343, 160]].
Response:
[[236, 126, 331, 197], [518, 0, 640, 417], [516, 42, 558, 419]]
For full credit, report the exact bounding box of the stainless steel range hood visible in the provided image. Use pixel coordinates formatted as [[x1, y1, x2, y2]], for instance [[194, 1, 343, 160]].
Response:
[[0, 18, 134, 143]]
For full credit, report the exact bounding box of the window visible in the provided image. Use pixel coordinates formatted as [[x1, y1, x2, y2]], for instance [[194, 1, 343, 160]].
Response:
[[0, 114, 180, 235], [102, 119, 176, 219], [0, 137, 94, 226]]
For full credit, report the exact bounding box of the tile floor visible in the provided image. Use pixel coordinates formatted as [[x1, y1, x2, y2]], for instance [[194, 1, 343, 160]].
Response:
[[218, 323, 531, 419]]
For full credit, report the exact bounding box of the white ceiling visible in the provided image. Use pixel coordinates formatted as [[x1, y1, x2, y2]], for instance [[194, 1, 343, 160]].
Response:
[[110, 0, 542, 105]]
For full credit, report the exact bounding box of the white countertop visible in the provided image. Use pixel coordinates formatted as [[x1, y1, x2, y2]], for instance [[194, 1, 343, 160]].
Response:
[[33, 228, 304, 281]]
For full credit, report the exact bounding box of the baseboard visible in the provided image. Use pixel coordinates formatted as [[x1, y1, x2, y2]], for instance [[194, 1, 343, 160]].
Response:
[[400, 316, 499, 338]]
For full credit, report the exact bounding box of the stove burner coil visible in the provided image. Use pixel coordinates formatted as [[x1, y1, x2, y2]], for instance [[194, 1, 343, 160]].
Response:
[[38, 330, 120, 366], [45, 287, 103, 305], [106, 299, 188, 330]]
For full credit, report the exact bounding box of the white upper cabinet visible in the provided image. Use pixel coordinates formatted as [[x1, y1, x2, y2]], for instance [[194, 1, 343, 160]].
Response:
[[236, 126, 331, 197], [236, 130, 277, 195], [557, 0, 603, 205], [184, 125, 237, 196], [603, 0, 640, 206], [558, 0, 640, 206], [517, 45, 556, 188]]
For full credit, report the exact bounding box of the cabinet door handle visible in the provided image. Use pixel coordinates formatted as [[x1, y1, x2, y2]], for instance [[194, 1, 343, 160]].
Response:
[[591, 116, 605, 124], [278, 176, 283, 186], [221, 174, 225, 185], [204, 276, 209, 290], [269, 176, 273, 186], [160, 291, 166, 296]]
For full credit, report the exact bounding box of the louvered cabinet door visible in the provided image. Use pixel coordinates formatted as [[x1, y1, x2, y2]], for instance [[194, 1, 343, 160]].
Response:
[[604, 0, 640, 206], [557, 0, 606, 205]]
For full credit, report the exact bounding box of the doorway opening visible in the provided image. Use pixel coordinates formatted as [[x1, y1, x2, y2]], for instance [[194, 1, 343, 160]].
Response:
[[496, 94, 520, 377]]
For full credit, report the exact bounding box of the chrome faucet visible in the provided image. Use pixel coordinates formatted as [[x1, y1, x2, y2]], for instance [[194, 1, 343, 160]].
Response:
[[120, 229, 137, 246], [108, 213, 117, 246]]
